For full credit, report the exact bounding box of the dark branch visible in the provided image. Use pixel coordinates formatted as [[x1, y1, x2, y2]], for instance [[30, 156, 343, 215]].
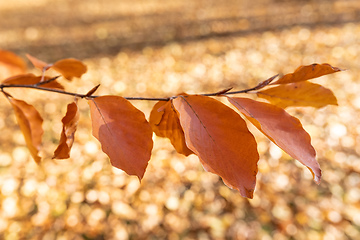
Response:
[[0, 75, 274, 101]]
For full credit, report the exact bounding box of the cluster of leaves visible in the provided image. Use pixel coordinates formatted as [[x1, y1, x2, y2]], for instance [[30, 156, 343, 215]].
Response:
[[0, 49, 342, 198]]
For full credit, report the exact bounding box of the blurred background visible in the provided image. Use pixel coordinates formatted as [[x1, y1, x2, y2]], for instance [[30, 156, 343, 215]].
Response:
[[1, 0, 360, 239]]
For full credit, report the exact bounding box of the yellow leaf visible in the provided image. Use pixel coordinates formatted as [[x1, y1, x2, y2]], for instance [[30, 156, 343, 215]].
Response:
[[257, 81, 338, 108]]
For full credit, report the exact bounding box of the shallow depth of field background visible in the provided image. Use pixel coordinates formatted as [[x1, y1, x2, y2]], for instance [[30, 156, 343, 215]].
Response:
[[1, 0, 360, 239]]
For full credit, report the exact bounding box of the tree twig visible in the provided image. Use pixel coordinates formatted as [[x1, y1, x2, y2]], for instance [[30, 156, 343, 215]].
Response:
[[0, 75, 273, 101]]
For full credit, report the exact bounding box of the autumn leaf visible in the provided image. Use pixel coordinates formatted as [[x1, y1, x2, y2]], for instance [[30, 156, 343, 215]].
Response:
[[149, 100, 193, 156], [89, 96, 153, 180], [172, 95, 259, 198], [26, 53, 50, 71], [26, 54, 87, 80], [272, 63, 342, 85], [53, 101, 80, 159], [0, 50, 27, 79], [52, 58, 87, 80], [256, 81, 338, 108], [9, 98, 44, 163], [2, 73, 64, 90], [228, 97, 321, 184]]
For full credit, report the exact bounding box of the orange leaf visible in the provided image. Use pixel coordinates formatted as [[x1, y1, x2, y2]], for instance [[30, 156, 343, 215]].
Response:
[[9, 98, 43, 163], [52, 58, 87, 80], [0, 50, 27, 79], [2, 73, 64, 90], [272, 63, 342, 84], [149, 100, 193, 156], [89, 96, 153, 180], [26, 54, 50, 70], [257, 81, 338, 108], [53, 101, 80, 159], [172, 95, 259, 198], [228, 97, 321, 183]]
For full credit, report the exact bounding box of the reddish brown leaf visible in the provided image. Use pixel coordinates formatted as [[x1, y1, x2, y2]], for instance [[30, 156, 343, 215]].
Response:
[[272, 63, 342, 85], [257, 81, 338, 108], [228, 97, 321, 184], [149, 100, 193, 156], [0, 50, 27, 78], [9, 98, 43, 163], [26, 54, 50, 70], [2, 73, 64, 90], [53, 101, 80, 159], [52, 58, 87, 80], [89, 96, 153, 180], [172, 95, 259, 198]]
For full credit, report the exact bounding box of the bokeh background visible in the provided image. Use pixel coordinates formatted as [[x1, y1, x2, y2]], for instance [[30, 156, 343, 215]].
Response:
[[1, 0, 360, 239]]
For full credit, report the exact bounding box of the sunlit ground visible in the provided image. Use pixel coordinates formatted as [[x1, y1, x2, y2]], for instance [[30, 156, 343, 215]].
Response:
[[1, 0, 360, 239]]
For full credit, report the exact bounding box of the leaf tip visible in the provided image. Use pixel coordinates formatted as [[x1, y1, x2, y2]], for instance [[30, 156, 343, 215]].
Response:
[[242, 188, 254, 199]]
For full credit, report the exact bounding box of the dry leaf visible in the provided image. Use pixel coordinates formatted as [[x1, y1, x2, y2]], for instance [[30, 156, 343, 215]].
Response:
[[0, 50, 27, 79], [272, 63, 342, 85], [26, 53, 50, 70], [149, 100, 193, 156], [9, 98, 44, 163], [257, 81, 338, 108], [173, 95, 259, 198], [2, 73, 64, 90], [53, 101, 80, 159], [89, 96, 153, 180], [228, 97, 321, 183], [52, 58, 87, 80]]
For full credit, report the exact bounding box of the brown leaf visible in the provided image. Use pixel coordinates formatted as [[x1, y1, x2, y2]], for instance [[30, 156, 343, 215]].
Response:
[[228, 97, 321, 184], [26, 53, 50, 70], [52, 58, 87, 80], [2, 73, 64, 90], [172, 95, 259, 198], [0, 50, 27, 79], [9, 98, 44, 163], [53, 101, 80, 159], [149, 100, 193, 156], [257, 81, 338, 108], [272, 63, 342, 85], [89, 96, 153, 180]]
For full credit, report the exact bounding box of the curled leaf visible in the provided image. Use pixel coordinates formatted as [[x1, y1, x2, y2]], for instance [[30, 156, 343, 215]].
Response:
[[0, 50, 27, 78], [89, 96, 153, 180], [149, 100, 193, 156], [228, 97, 321, 184], [2, 73, 64, 90], [173, 95, 259, 198], [52, 58, 87, 80], [272, 63, 343, 85], [257, 81, 338, 108], [9, 98, 44, 163], [53, 101, 80, 159]]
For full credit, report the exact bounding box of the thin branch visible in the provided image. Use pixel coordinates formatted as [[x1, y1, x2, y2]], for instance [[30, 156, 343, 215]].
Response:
[[34, 75, 61, 86], [0, 75, 274, 101]]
